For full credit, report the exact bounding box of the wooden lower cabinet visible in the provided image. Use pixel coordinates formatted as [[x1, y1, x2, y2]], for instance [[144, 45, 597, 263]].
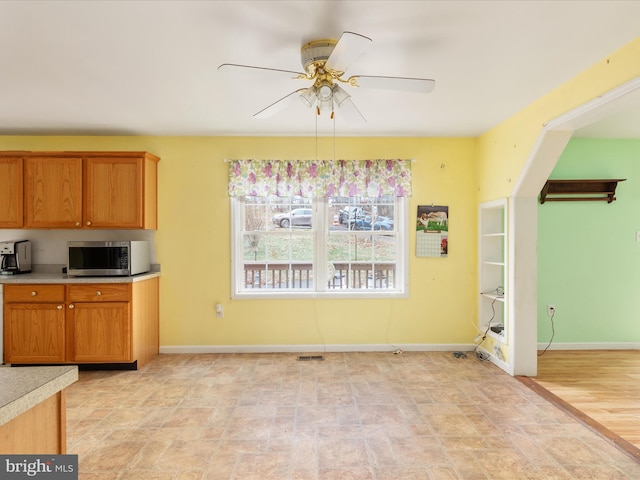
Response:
[[3, 277, 159, 368], [5, 303, 66, 363], [0, 391, 67, 454], [67, 302, 131, 363]]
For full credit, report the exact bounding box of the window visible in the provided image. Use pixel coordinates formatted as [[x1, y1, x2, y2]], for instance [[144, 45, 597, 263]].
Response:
[[228, 159, 411, 298], [232, 194, 407, 297]]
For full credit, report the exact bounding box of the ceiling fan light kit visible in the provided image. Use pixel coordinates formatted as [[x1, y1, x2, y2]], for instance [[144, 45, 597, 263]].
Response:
[[219, 31, 436, 122], [299, 87, 317, 108], [332, 85, 350, 107]]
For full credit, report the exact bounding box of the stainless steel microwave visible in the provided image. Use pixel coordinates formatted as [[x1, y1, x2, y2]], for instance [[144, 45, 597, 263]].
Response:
[[67, 241, 151, 277]]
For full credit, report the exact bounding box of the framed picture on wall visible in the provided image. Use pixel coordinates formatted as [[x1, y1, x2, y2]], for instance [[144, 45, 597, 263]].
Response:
[[416, 205, 448, 257]]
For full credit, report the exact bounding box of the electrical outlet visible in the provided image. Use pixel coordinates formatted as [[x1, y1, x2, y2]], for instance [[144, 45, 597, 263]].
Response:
[[215, 303, 224, 318], [547, 304, 556, 317]]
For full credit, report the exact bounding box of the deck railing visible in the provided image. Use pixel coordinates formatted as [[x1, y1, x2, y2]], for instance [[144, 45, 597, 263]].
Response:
[[243, 262, 395, 290]]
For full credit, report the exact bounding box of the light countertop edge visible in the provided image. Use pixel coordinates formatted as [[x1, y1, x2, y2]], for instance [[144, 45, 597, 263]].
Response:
[[0, 366, 79, 426], [0, 271, 160, 284]]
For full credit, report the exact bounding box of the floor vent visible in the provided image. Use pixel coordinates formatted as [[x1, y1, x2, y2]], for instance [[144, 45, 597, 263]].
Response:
[[297, 355, 325, 361]]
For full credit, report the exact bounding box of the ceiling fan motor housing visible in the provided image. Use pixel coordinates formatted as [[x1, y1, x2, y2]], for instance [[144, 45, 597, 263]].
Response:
[[301, 39, 337, 75]]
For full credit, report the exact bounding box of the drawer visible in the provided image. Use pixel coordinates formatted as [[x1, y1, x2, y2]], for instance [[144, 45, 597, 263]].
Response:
[[67, 284, 131, 302], [4, 284, 66, 303]]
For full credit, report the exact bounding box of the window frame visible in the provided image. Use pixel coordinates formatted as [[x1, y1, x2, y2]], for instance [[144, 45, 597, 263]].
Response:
[[230, 196, 409, 299]]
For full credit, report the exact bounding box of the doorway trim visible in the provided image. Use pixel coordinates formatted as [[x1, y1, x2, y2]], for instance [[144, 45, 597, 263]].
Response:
[[508, 76, 640, 376]]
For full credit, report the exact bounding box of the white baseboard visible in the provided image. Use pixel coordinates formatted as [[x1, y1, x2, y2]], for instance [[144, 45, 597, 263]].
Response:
[[159, 343, 475, 354], [537, 342, 640, 350]]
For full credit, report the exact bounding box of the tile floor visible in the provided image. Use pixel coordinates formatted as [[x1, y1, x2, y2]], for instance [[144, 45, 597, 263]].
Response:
[[65, 352, 640, 479]]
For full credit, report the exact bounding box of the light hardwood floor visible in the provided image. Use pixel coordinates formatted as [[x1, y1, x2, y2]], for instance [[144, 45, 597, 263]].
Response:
[[529, 350, 640, 458]]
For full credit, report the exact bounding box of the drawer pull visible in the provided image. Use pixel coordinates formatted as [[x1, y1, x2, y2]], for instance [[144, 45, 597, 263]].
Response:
[[96, 291, 102, 296], [57, 305, 63, 310], [69, 304, 75, 309], [31, 291, 37, 296], [86, 221, 92, 226]]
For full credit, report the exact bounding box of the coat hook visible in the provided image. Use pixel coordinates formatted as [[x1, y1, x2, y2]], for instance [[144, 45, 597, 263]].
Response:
[[440, 163, 445, 169]]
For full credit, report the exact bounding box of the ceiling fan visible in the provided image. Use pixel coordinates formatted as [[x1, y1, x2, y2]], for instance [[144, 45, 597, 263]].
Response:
[[218, 31, 435, 123]]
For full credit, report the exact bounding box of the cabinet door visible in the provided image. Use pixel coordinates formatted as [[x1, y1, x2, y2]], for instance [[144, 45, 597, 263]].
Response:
[[84, 157, 144, 229], [5, 303, 65, 364], [24, 157, 83, 228], [0, 157, 24, 228], [67, 302, 131, 363]]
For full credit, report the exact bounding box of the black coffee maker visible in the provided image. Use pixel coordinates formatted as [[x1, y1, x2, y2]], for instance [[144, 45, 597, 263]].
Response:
[[0, 240, 32, 274]]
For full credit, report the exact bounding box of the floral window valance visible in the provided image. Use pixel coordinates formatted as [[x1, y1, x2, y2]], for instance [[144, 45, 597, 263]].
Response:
[[228, 159, 412, 198]]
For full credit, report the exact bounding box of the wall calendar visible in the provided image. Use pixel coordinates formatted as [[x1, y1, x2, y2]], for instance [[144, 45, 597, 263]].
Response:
[[416, 205, 448, 258]]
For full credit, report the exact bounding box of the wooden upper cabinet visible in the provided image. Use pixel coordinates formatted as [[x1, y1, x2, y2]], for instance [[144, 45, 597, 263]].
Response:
[[0, 157, 24, 228], [16, 151, 159, 230], [84, 157, 146, 228], [25, 156, 83, 228], [82, 152, 158, 230]]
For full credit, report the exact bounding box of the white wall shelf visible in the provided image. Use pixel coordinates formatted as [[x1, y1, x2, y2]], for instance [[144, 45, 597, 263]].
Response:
[[479, 199, 508, 344]]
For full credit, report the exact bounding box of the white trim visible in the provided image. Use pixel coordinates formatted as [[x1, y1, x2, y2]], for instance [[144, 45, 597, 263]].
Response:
[[477, 346, 511, 373], [160, 343, 476, 354], [511, 129, 573, 198], [508, 197, 538, 376], [508, 76, 640, 379], [542, 75, 640, 133], [230, 196, 409, 298], [537, 342, 640, 351]]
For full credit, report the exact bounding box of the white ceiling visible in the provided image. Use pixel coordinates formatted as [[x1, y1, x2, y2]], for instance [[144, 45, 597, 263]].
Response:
[[0, 0, 639, 138]]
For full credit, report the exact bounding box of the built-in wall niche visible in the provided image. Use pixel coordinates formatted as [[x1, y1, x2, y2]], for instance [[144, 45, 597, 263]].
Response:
[[478, 199, 507, 342]]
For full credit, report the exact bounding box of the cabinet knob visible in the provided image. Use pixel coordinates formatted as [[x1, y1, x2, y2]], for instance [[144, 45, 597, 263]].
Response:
[[31, 291, 37, 296], [57, 305, 63, 310], [96, 291, 102, 296], [68, 304, 75, 309], [75, 221, 80, 226], [86, 221, 92, 226]]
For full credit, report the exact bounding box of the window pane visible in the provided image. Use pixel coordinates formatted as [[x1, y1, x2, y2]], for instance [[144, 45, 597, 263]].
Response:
[[266, 233, 313, 262], [243, 233, 266, 261], [234, 194, 404, 295], [271, 198, 312, 229], [329, 196, 395, 232], [244, 197, 269, 232], [372, 235, 397, 261]]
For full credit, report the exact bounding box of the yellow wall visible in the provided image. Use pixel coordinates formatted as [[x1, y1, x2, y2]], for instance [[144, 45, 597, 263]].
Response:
[[7, 37, 637, 350], [478, 35, 640, 201], [0, 135, 479, 347], [475, 36, 640, 362]]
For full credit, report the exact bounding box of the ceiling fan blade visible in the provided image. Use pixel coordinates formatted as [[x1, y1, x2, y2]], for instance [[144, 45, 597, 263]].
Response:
[[338, 97, 366, 124], [325, 31, 372, 74], [218, 63, 306, 78], [253, 89, 307, 119], [353, 75, 436, 94]]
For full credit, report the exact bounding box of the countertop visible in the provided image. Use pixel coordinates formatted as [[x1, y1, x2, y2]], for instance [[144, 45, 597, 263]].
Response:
[[0, 270, 160, 284], [0, 365, 78, 426]]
